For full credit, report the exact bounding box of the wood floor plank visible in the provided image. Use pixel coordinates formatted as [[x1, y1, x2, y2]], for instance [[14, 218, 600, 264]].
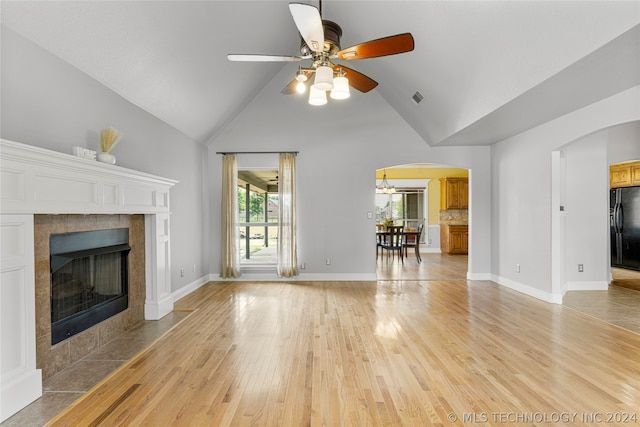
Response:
[[46, 275, 640, 426]]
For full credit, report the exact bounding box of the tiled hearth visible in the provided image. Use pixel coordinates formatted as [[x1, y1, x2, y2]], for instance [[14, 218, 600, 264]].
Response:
[[33, 214, 146, 380]]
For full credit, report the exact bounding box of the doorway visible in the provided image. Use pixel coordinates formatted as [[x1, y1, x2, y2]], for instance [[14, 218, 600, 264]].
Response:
[[375, 164, 469, 280], [237, 169, 279, 266]]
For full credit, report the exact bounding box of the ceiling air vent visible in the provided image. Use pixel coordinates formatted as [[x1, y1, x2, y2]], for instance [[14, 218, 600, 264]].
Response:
[[412, 91, 424, 104]]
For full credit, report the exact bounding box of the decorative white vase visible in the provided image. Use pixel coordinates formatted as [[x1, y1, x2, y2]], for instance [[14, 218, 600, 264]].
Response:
[[97, 152, 116, 165]]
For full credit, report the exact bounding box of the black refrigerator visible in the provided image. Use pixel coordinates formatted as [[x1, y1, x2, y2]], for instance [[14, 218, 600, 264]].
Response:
[[611, 187, 640, 270]]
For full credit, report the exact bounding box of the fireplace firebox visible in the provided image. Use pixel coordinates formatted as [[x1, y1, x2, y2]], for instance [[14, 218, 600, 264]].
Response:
[[50, 228, 130, 345]]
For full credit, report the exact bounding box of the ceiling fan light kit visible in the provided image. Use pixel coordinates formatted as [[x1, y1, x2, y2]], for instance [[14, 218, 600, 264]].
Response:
[[314, 65, 334, 91], [295, 68, 308, 94], [308, 85, 328, 106], [228, 1, 414, 106], [330, 73, 350, 100]]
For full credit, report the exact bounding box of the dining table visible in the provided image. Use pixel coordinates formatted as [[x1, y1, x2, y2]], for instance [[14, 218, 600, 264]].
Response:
[[376, 228, 422, 262]]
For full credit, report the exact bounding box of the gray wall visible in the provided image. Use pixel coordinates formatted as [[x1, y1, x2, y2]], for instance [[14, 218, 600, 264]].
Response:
[[1, 26, 207, 292], [491, 86, 640, 301]]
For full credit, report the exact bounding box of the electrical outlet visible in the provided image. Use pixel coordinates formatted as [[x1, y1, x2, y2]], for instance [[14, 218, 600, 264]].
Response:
[[578, 264, 584, 272], [180, 267, 185, 277], [301, 262, 306, 270], [516, 264, 521, 273], [192, 264, 196, 272], [326, 257, 331, 265]]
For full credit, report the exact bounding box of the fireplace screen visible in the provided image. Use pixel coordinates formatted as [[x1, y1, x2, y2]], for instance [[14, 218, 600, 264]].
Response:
[[50, 228, 130, 344]]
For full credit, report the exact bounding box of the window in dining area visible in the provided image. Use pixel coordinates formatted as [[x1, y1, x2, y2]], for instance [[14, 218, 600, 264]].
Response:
[[376, 190, 425, 240]]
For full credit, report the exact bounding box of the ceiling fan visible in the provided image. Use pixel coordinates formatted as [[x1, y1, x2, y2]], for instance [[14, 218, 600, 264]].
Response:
[[227, 1, 414, 105]]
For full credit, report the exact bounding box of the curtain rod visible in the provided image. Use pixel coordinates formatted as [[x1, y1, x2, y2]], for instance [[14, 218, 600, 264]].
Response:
[[216, 151, 299, 155]]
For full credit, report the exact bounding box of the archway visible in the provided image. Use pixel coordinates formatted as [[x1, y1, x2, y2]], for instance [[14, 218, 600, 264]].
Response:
[[374, 163, 470, 280], [551, 120, 640, 298]]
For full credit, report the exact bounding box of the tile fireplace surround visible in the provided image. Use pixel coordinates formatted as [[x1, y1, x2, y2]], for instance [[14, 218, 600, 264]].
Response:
[[0, 139, 178, 421], [34, 214, 145, 379]]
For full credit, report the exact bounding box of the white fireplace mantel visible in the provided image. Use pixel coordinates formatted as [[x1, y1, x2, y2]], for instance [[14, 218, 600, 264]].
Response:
[[0, 139, 177, 214], [0, 139, 178, 421]]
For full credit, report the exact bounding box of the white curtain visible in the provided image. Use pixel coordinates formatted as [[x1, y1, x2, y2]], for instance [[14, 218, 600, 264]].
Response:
[[221, 154, 241, 278], [278, 153, 298, 277]]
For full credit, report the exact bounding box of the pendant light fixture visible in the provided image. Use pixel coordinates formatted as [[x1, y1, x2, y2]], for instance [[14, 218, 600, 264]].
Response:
[[313, 64, 334, 91], [330, 68, 350, 100], [295, 68, 308, 94], [376, 170, 396, 194], [308, 84, 327, 106], [303, 66, 351, 105]]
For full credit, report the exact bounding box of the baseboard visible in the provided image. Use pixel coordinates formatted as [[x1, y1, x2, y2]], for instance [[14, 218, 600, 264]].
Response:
[[171, 275, 211, 302], [467, 272, 492, 280], [144, 294, 174, 320], [0, 368, 42, 422], [492, 274, 563, 304]]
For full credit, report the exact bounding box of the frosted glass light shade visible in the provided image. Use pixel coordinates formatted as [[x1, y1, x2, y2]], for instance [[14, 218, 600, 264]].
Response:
[[314, 65, 334, 91], [330, 76, 350, 100], [296, 81, 306, 94], [308, 85, 327, 106]]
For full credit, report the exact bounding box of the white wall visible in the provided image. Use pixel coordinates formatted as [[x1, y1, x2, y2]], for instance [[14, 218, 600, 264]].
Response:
[[608, 121, 640, 164], [563, 134, 609, 289], [207, 65, 493, 280], [492, 86, 640, 302], [0, 26, 207, 292]]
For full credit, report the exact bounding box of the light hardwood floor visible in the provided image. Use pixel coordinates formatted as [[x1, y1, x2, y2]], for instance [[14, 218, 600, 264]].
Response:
[[7, 254, 640, 427], [37, 254, 640, 426]]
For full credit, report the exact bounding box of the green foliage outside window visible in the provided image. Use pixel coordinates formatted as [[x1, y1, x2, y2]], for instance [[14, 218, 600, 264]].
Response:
[[238, 188, 279, 222]]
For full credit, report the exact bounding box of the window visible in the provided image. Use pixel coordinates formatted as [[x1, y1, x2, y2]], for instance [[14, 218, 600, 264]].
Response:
[[376, 189, 425, 239], [237, 170, 279, 265]]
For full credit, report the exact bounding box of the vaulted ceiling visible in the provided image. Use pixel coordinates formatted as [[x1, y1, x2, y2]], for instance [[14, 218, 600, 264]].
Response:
[[2, 1, 639, 147]]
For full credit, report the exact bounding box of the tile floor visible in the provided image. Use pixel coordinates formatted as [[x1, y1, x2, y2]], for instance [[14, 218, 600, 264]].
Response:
[[563, 267, 640, 334], [3, 256, 639, 426]]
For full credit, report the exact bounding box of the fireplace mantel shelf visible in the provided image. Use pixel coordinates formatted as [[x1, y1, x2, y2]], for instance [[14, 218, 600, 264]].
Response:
[[1, 139, 177, 215], [0, 139, 178, 421]]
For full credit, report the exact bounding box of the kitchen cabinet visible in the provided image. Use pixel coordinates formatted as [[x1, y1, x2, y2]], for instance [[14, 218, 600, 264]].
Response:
[[440, 225, 468, 254], [610, 164, 631, 188], [440, 178, 468, 210], [634, 164, 640, 186], [610, 161, 640, 188]]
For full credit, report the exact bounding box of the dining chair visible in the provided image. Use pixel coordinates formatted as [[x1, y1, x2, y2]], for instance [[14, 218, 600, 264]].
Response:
[[376, 230, 384, 259], [380, 225, 404, 262], [404, 223, 424, 260], [376, 223, 389, 259]]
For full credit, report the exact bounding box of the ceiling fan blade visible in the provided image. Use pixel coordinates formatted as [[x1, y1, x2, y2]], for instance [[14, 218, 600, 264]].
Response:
[[227, 54, 305, 62], [334, 65, 378, 93], [281, 70, 314, 94], [289, 3, 324, 53], [336, 33, 415, 61]]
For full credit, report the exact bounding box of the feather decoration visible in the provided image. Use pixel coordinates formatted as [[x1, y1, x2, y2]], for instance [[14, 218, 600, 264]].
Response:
[[100, 127, 122, 153]]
